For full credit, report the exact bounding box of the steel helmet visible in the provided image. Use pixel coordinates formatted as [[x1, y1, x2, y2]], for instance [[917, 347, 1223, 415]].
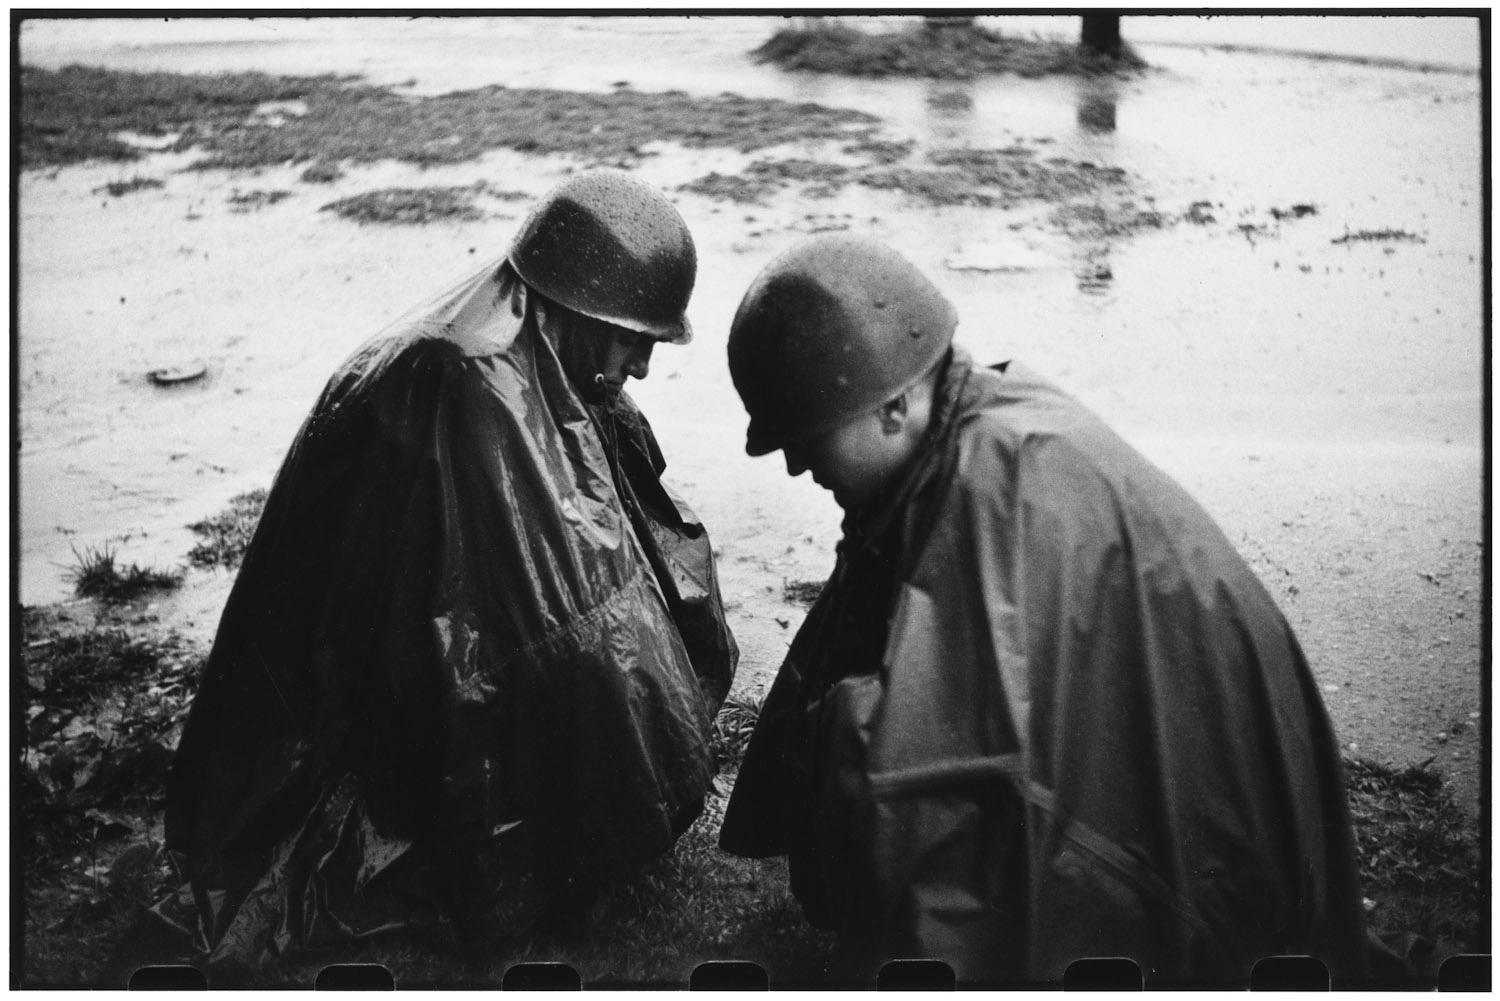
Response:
[[728, 235, 958, 456], [508, 170, 696, 344]]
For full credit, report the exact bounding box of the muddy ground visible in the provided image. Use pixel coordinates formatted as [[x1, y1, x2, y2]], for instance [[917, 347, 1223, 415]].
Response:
[[13, 14, 1488, 984]]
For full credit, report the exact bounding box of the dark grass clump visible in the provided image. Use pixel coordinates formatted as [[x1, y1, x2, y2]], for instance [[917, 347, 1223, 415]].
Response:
[[752, 18, 1145, 80], [710, 692, 764, 771], [66, 545, 182, 603], [783, 579, 825, 607], [227, 188, 292, 213], [20, 64, 339, 168], [95, 175, 164, 197], [299, 160, 343, 184], [321, 185, 488, 225], [679, 159, 858, 205], [186, 489, 267, 570], [19, 617, 205, 988], [1332, 228, 1426, 245], [1345, 757, 1485, 953]]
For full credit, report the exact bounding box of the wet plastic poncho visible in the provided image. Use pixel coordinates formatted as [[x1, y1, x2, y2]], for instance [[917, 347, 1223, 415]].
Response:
[[720, 348, 1369, 986], [149, 261, 736, 968]]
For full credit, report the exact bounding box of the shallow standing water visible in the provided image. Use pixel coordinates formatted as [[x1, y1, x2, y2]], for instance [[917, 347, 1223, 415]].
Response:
[[14, 15, 1486, 803]]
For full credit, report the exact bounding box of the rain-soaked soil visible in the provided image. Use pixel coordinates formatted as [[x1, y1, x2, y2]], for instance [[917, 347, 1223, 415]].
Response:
[[16, 15, 1484, 828]]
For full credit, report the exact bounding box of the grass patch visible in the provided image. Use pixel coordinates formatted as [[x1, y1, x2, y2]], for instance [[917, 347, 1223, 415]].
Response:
[[321, 184, 488, 225], [95, 175, 164, 197], [19, 64, 339, 168], [1332, 228, 1426, 245], [227, 188, 292, 213], [298, 160, 343, 183], [752, 18, 1146, 80], [783, 579, 825, 607], [680, 159, 858, 205], [19, 612, 205, 987], [710, 693, 764, 772], [1345, 757, 1486, 953], [21, 65, 882, 171], [680, 144, 1147, 226], [66, 545, 182, 603], [185, 489, 267, 570]]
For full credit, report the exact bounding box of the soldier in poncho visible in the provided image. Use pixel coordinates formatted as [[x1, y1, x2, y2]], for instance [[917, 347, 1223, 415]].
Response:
[[719, 235, 1370, 987], [136, 171, 737, 972]]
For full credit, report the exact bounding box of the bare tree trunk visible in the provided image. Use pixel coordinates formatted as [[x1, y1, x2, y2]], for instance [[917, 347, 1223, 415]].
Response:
[[1080, 15, 1122, 58]]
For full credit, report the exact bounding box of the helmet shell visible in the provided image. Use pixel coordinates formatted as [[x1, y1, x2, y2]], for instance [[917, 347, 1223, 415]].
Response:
[[508, 170, 696, 344], [728, 236, 958, 456]]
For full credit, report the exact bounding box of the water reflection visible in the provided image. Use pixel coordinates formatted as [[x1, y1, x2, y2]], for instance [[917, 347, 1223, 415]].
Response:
[[923, 79, 976, 146], [1075, 76, 1119, 134]]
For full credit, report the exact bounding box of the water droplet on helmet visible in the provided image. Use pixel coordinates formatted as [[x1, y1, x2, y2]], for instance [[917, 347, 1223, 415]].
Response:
[[908, 325, 923, 338]]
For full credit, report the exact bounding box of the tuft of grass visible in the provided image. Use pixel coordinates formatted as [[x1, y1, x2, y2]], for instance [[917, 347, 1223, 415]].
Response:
[[710, 692, 764, 772], [66, 545, 182, 603], [227, 188, 292, 213], [298, 160, 343, 183], [1345, 757, 1485, 953], [1332, 228, 1426, 245], [186, 489, 267, 570], [752, 18, 1146, 80], [95, 175, 164, 197], [782, 579, 825, 607], [320, 185, 487, 225]]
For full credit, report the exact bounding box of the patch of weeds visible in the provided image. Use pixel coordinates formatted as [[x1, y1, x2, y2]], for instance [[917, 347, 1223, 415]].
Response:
[[678, 171, 778, 205], [321, 184, 489, 225], [1332, 228, 1426, 245], [186, 489, 267, 570], [19, 616, 205, 987], [842, 137, 914, 165], [1186, 200, 1217, 225], [1270, 203, 1317, 221], [95, 175, 163, 197], [752, 18, 1146, 80], [19, 64, 341, 168], [926, 89, 974, 112], [299, 160, 343, 183], [21, 65, 883, 174], [682, 159, 858, 205], [227, 188, 292, 213], [783, 579, 824, 607], [710, 692, 763, 772], [1346, 757, 1485, 952], [66, 545, 182, 603]]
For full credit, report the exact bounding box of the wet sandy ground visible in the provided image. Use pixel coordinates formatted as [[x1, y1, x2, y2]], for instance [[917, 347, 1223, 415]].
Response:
[[15, 19, 1485, 808]]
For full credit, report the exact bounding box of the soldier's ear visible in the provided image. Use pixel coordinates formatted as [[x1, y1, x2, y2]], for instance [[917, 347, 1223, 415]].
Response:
[[879, 395, 907, 435]]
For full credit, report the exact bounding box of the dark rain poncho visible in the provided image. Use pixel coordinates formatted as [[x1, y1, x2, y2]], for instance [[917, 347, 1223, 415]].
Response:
[[149, 261, 736, 967], [720, 348, 1368, 986]]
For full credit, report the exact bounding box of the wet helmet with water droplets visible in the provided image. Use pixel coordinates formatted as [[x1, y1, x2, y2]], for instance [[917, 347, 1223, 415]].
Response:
[[508, 170, 697, 344], [728, 235, 957, 457]]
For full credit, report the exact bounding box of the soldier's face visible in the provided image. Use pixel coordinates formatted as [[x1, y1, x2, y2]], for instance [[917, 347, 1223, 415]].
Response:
[[782, 407, 910, 509], [597, 326, 656, 391], [556, 307, 656, 398]]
